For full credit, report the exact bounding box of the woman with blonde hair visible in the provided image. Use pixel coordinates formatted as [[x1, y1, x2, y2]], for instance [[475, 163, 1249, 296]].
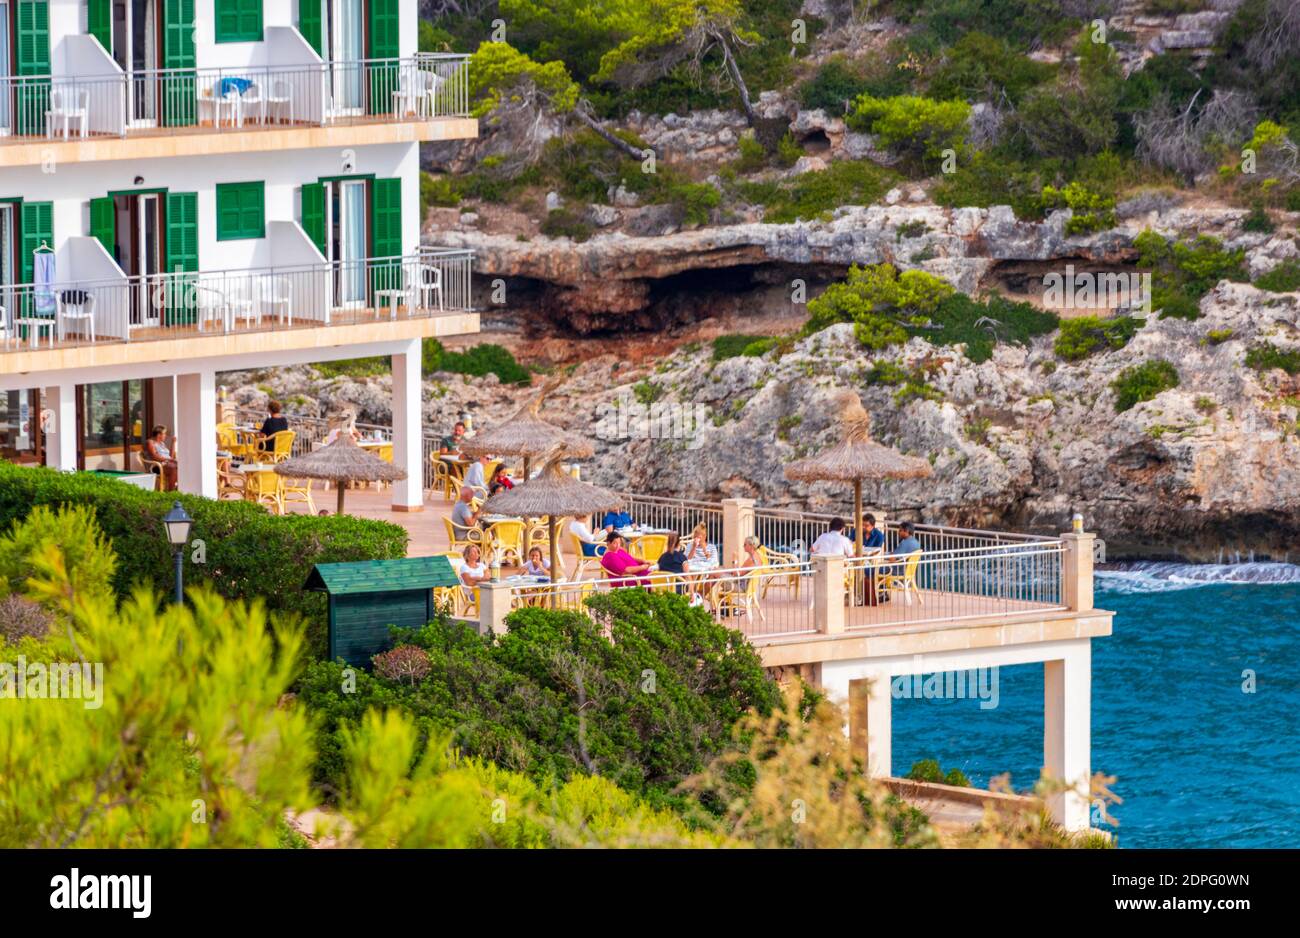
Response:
[[324, 411, 361, 446], [685, 522, 717, 567]]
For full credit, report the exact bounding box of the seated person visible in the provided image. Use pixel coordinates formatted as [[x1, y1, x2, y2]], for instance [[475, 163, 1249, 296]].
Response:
[[569, 516, 607, 559], [257, 400, 289, 454], [143, 425, 178, 491], [523, 547, 550, 578], [811, 518, 855, 556], [463, 454, 491, 497], [656, 532, 689, 593], [451, 487, 481, 535], [440, 421, 466, 455], [324, 413, 360, 446], [491, 465, 514, 490], [862, 513, 885, 553], [599, 534, 652, 587], [733, 535, 763, 573], [601, 508, 634, 535], [459, 544, 489, 600], [684, 523, 718, 567], [883, 521, 922, 583]]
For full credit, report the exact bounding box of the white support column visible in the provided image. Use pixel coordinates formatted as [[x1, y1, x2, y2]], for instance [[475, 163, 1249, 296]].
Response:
[[850, 674, 893, 779], [1044, 642, 1092, 832], [720, 497, 755, 566], [42, 384, 78, 471], [391, 338, 424, 512], [176, 371, 217, 499]]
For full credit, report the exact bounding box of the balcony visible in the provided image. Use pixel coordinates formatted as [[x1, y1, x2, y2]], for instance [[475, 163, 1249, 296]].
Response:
[[0, 54, 473, 165], [0, 247, 475, 367]]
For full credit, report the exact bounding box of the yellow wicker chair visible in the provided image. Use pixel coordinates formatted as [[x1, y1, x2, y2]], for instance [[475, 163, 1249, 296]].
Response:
[[485, 519, 527, 567], [553, 580, 595, 612], [136, 449, 165, 491], [264, 430, 296, 463], [244, 467, 285, 514], [715, 568, 764, 623], [877, 551, 923, 606], [217, 456, 246, 500], [569, 532, 607, 580], [758, 546, 802, 601], [282, 474, 316, 513], [443, 516, 486, 554], [632, 533, 669, 564]]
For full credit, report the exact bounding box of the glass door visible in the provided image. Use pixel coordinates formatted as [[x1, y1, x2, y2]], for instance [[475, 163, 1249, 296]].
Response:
[[0, 3, 11, 136], [113, 0, 159, 127], [115, 193, 163, 327], [325, 0, 364, 115], [325, 179, 367, 307]]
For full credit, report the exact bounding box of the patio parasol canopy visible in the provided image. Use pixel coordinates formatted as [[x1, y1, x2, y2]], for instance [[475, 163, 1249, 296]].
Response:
[[461, 378, 594, 479], [481, 443, 622, 583], [274, 433, 407, 515], [784, 389, 932, 556]]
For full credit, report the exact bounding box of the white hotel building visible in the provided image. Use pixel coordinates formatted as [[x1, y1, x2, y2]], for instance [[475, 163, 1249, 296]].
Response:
[[0, 0, 479, 510]]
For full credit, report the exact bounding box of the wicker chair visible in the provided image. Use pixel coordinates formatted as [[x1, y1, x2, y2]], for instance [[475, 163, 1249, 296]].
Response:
[[877, 551, 923, 605], [244, 467, 285, 514], [443, 516, 487, 555], [632, 533, 669, 564], [485, 519, 527, 567], [714, 568, 764, 623]]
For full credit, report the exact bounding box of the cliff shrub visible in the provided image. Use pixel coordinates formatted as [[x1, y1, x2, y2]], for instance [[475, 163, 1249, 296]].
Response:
[[1134, 230, 1248, 321], [925, 31, 1055, 103], [736, 159, 896, 223], [1039, 182, 1117, 235], [1111, 359, 1180, 412], [297, 590, 781, 804], [926, 293, 1058, 363], [847, 94, 971, 169], [1255, 261, 1300, 293], [711, 334, 771, 361], [907, 758, 972, 788], [1244, 343, 1300, 375], [424, 340, 531, 385], [0, 463, 407, 659], [1054, 315, 1141, 361]]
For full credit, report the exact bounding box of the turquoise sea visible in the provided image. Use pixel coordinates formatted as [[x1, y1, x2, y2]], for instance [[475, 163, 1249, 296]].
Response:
[[892, 563, 1300, 848]]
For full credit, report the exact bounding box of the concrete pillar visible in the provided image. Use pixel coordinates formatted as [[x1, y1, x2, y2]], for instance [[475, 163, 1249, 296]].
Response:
[[176, 371, 217, 498], [721, 497, 755, 566], [479, 581, 512, 636], [390, 338, 424, 512], [42, 383, 77, 471], [150, 376, 177, 438], [1044, 641, 1092, 831], [849, 675, 892, 778], [813, 554, 846, 634], [1062, 532, 1096, 612]]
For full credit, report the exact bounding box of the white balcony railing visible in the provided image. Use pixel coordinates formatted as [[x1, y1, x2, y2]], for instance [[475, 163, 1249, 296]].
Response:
[[0, 249, 474, 352], [0, 54, 469, 142]]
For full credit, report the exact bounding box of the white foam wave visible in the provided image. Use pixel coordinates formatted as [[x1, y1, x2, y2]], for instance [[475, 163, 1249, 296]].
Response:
[[1096, 561, 1300, 594]]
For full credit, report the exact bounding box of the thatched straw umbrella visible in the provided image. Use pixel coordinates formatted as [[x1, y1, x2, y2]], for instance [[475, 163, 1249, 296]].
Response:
[[461, 378, 594, 481], [480, 443, 622, 584], [273, 433, 407, 515], [784, 390, 932, 557]]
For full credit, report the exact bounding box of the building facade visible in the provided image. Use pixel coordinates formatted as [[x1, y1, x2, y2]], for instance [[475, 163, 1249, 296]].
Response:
[[0, 0, 478, 510]]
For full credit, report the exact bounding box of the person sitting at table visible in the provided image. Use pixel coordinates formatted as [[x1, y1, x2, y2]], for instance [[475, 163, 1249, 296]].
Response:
[[143, 425, 179, 491], [463, 454, 491, 497], [600, 534, 652, 587], [879, 521, 922, 600], [655, 532, 690, 594], [459, 544, 489, 600], [491, 464, 514, 490], [440, 421, 466, 455], [811, 518, 855, 556], [733, 535, 763, 572], [601, 507, 635, 536], [257, 400, 289, 453], [862, 513, 885, 553], [523, 547, 550, 578], [684, 523, 717, 567], [569, 516, 607, 563], [324, 412, 361, 446], [451, 486, 481, 535]]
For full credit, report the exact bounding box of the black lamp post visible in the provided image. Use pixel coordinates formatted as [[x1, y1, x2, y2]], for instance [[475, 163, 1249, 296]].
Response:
[[162, 501, 193, 605]]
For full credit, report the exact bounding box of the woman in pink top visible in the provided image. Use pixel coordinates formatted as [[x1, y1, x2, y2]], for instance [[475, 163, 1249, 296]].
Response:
[[599, 534, 652, 587]]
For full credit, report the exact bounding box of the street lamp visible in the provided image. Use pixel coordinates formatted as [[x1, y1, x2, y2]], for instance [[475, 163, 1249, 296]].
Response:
[[162, 501, 193, 605]]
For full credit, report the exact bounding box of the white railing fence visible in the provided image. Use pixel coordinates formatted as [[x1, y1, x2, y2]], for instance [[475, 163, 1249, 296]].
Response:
[[619, 493, 725, 547]]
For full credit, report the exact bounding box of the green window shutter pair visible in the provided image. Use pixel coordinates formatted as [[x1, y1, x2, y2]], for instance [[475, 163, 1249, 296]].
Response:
[[90, 197, 116, 255], [367, 0, 400, 115], [16, 1, 50, 136], [215, 0, 263, 43], [216, 182, 266, 240], [297, 0, 322, 56], [162, 0, 196, 127]]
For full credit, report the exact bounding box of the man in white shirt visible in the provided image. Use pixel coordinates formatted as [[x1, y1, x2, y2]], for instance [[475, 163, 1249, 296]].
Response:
[[463, 454, 490, 497], [810, 518, 855, 556]]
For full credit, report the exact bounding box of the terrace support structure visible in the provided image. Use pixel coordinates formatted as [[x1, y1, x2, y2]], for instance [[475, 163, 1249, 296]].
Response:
[[177, 371, 218, 499], [42, 383, 78, 472], [391, 339, 425, 512]]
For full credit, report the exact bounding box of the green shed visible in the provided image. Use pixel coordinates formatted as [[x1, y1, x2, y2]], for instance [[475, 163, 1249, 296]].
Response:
[[304, 556, 460, 666]]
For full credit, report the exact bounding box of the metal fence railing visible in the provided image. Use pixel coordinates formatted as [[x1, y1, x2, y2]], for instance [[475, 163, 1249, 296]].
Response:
[[1, 248, 474, 354], [1, 54, 470, 142], [617, 493, 725, 549]]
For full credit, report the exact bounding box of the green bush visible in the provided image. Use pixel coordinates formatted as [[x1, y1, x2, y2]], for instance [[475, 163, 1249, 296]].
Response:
[[799, 56, 876, 112], [907, 758, 971, 788], [1054, 316, 1141, 361], [539, 208, 594, 242], [1242, 202, 1275, 234], [925, 31, 1055, 103], [806, 263, 954, 348], [887, 0, 1085, 50], [1111, 359, 1180, 412], [1039, 182, 1116, 235], [734, 133, 767, 172], [1134, 230, 1248, 322], [775, 133, 804, 168], [735, 159, 897, 223], [711, 334, 771, 361], [926, 292, 1059, 363], [1244, 343, 1300, 375], [848, 94, 971, 169], [1255, 261, 1300, 293], [424, 340, 531, 385], [420, 172, 460, 214], [0, 463, 407, 658], [297, 590, 781, 802]]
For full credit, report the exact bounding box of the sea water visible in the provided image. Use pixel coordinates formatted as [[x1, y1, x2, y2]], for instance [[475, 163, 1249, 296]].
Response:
[[891, 562, 1300, 847]]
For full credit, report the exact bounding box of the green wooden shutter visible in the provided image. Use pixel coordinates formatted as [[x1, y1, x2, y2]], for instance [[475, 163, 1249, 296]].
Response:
[[90, 197, 116, 256], [298, 0, 322, 56], [301, 182, 325, 255], [19, 201, 53, 326], [369, 177, 402, 298], [16, 2, 51, 136], [216, 182, 265, 240], [367, 0, 400, 115], [88, 0, 112, 53], [162, 0, 196, 127], [165, 192, 199, 324], [215, 0, 263, 43]]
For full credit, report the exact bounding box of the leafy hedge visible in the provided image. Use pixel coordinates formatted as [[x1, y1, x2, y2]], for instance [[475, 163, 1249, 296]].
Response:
[[297, 589, 781, 805], [0, 463, 407, 657]]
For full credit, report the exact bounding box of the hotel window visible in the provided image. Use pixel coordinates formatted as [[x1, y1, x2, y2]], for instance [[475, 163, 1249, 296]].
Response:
[[214, 0, 262, 43], [216, 181, 265, 241]]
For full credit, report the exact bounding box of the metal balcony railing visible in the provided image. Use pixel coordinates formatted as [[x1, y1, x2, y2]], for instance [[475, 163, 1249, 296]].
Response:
[[0, 54, 469, 142], [0, 249, 475, 353]]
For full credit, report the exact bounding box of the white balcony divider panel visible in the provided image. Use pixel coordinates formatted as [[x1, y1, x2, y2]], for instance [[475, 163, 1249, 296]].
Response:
[[65, 236, 130, 341]]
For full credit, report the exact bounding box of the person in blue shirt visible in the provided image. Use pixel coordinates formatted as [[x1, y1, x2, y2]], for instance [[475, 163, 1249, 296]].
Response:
[[601, 509, 634, 534], [862, 513, 885, 552]]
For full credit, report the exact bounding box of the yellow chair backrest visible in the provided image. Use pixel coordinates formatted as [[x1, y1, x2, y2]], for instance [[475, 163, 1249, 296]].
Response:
[[634, 533, 668, 564], [270, 430, 295, 459], [903, 550, 922, 580], [379, 443, 394, 463], [217, 426, 239, 450], [487, 519, 526, 550], [247, 469, 282, 497]]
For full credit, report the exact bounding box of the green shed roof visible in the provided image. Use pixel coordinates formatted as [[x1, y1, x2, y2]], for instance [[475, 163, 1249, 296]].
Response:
[[304, 556, 459, 595]]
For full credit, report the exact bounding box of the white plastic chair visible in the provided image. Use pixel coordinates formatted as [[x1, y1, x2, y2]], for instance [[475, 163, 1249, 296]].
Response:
[[260, 275, 291, 325], [196, 286, 231, 332], [392, 70, 441, 119], [225, 277, 257, 326], [413, 263, 444, 311], [57, 292, 96, 343], [46, 88, 89, 139], [238, 82, 262, 127], [263, 79, 293, 125]]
